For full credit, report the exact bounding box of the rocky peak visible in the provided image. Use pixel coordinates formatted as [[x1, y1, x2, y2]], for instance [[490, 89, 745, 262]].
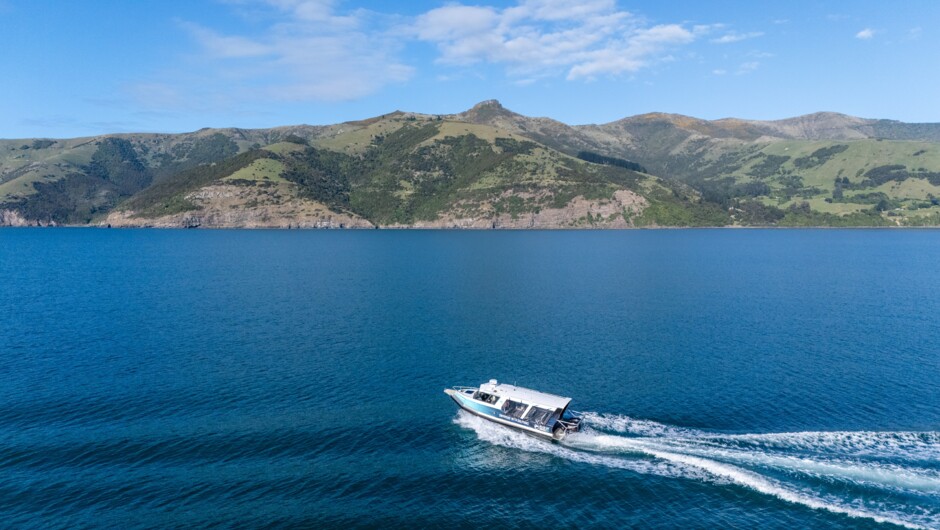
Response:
[[471, 99, 504, 110], [458, 99, 516, 125]]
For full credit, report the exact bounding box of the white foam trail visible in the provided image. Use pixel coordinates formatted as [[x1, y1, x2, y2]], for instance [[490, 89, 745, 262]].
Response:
[[582, 412, 940, 461], [629, 445, 926, 530], [581, 412, 700, 438], [658, 442, 940, 495], [456, 411, 939, 529], [582, 413, 940, 495], [726, 431, 940, 462], [577, 432, 940, 496], [453, 411, 709, 482]]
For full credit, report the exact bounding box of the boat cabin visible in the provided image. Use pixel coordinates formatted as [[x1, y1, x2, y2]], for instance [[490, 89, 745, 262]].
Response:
[[472, 379, 572, 427], [446, 379, 583, 439]]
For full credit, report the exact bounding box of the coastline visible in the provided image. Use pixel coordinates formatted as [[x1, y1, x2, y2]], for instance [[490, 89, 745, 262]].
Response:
[[2, 223, 937, 230]]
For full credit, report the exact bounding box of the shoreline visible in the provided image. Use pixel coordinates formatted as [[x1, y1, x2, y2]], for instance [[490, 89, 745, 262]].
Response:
[[2, 224, 939, 231]]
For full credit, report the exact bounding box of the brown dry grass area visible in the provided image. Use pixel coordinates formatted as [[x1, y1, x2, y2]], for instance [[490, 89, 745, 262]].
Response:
[[103, 182, 372, 228], [387, 189, 648, 229]]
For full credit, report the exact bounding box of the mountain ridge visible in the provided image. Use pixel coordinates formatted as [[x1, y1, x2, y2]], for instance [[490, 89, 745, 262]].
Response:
[[5, 102, 940, 143], [2, 101, 940, 228]]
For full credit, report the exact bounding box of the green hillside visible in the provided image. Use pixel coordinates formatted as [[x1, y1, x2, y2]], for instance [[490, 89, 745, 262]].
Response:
[[314, 118, 639, 224], [3, 102, 940, 228], [106, 116, 715, 228], [640, 139, 940, 226]]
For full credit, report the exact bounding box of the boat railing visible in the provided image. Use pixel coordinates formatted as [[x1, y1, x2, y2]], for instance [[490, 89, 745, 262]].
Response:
[[452, 386, 477, 392], [555, 413, 583, 432]]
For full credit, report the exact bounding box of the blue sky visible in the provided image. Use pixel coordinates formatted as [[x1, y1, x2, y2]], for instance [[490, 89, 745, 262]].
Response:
[[1, 0, 938, 138]]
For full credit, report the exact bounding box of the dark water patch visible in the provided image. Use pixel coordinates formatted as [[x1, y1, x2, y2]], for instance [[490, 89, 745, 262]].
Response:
[[1, 228, 938, 528], [0, 418, 445, 477]]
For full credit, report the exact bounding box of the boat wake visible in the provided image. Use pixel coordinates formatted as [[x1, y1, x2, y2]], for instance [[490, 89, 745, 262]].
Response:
[[454, 410, 940, 529]]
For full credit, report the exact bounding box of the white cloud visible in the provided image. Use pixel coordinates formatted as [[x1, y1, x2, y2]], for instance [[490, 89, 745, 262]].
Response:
[[414, 0, 707, 80], [712, 69, 727, 76], [711, 31, 763, 44], [736, 61, 760, 75], [856, 28, 875, 39], [140, 0, 413, 108], [415, 5, 499, 42], [269, 0, 339, 22], [179, 22, 273, 58], [142, 0, 722, 109], [223, 0, 352, 25]]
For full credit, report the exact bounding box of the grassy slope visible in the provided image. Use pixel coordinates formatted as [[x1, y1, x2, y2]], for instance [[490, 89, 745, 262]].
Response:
[[4, 110, 940, 227], [119, 149, 275, 217], [663, 139, 940, 225], [222, 158, 287, 183], [743, 140, 939, 192], [1, 131, 247, 203], [572, 110, 940, 225], [114, 116, 717, 227], [0, 138, 98, 200], [316, 118, 662, 225]]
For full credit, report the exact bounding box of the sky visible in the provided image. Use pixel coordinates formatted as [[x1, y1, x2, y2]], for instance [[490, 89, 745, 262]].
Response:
[[1, 0, 939, 138]]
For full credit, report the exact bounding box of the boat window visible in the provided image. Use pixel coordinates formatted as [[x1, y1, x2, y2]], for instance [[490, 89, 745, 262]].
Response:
[[525, 406, 554, 426], [475, 392, 499, 405], [501, 400, 529, 419]]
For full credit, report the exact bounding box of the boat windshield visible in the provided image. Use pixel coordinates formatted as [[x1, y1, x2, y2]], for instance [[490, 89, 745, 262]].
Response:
[[473, 391, 499, 405]]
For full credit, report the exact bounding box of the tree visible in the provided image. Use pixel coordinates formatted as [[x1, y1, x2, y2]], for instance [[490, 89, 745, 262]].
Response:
[[833, 177, 843, 199]]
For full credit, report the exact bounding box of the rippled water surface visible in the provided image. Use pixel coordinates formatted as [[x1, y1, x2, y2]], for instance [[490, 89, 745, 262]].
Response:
[[1, 228, 939, 528]]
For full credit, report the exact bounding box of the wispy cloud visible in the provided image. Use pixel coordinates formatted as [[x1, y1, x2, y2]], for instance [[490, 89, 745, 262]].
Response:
[[736, 61, 760, 75], [179, 22, 273, 58], [747, 50, 775, 59], [18, 116, 139, 134], [139, 0, 721, 110], [413, 0, 713, 80], [855, 28, 875, 40], [134, 0, 412, 109], [711, 31, 763, 44]]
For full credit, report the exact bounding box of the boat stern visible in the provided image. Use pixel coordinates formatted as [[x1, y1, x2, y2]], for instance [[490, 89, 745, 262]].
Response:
[[551, 415, 583, 439]]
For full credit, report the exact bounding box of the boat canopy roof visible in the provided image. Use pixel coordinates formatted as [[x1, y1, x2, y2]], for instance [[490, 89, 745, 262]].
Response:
[[478, 380, 572, 411]]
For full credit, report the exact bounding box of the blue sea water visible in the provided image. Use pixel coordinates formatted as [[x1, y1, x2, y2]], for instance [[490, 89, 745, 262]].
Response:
[[1, 228, 939, 529]]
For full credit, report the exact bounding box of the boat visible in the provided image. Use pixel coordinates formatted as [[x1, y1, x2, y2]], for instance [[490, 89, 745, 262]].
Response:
[[444, 379, 583, 440]]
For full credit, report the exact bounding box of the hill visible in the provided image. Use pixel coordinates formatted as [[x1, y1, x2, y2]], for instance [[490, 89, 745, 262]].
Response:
[[442, 101, 940, 226], [2, 102, 940, 228], [0, 116, 702, 229], [578, 112, 940, 225]]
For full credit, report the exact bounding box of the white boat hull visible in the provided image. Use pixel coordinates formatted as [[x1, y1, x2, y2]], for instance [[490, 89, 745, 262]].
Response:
[[445, 388, 565, 440]]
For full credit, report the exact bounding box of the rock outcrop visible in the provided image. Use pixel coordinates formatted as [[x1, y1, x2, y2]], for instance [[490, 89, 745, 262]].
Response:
[[103, 182, 373, 229], [0, 209, 56, 227], [384, 190, 648, 229]]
